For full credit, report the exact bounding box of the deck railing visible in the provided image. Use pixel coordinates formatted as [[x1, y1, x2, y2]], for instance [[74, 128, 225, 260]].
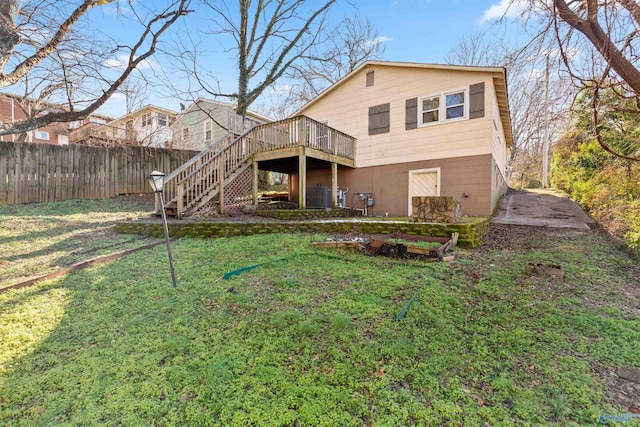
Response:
[[163, 115, 355, 218], [70, 123, 137, 145], [161, 133, 234, 212]]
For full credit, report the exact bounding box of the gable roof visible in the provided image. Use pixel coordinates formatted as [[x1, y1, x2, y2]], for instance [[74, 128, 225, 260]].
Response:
[[182, 98, 272, 123], [107, 104, 178, 126], [294, 60, 512, 147]]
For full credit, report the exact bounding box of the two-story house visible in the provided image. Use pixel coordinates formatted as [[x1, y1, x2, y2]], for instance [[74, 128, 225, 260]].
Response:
[[171, 99, 271, 151], [70, 105, 177, 148], [291, 61, 512, 217], [159, 61, 511, 219]]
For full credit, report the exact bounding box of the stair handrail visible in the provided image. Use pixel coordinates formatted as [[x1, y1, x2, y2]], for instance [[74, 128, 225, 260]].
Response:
[[173, 122, 260, 217], [160, 133, 234, 210]]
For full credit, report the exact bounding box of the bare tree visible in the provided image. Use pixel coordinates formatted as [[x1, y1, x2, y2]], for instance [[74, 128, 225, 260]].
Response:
[[194, 0, 339, 117], [444, 29, 505, 67], [495, 0, 640, 160], [553, 0, 640, 93], [445, 28, 575, 187], [120, 79, 149, 115], [550, 0, 640, 160], [0, 0, 192, 137], [283, 15, 386, 109]]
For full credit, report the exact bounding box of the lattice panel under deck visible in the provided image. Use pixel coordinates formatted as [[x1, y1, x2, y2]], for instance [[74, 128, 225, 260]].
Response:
[[223, 167, 252, 215]]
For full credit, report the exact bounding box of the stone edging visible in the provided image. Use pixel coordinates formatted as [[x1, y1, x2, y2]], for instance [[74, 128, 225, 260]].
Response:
[[115, 218, 490, 248]]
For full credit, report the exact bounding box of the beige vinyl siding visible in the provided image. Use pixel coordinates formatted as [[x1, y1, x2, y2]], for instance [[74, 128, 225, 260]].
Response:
[[491, 157, 508, 212], [298, 66, 496, 168], [491, 91, 508, 179], [489, 90, 508, 210]]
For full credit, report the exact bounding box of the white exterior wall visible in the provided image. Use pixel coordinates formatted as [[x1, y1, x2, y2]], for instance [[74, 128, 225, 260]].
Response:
[[297, 66, 498, 168], [108, 109, 174, 148]]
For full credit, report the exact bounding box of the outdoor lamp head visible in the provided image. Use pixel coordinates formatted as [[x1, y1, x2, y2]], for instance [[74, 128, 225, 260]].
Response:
[[149, 170, 165, 193]]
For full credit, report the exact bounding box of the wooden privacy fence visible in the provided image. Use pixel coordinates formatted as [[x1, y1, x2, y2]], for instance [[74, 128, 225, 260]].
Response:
[[0, 142, 198, 205]]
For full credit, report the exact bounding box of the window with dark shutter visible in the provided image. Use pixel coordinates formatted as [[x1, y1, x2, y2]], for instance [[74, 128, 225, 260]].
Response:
[[368, 103, 390, 135], [405, 98, 417, 130], [469, 82, 485, 119], [366, 70, 374, 87]]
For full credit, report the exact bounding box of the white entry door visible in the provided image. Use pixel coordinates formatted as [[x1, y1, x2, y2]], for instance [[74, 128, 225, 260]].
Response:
[[408, 168, 440, 214]]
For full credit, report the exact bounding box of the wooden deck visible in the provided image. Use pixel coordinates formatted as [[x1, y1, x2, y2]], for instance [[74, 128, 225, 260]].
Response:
[[161, 116, 356, 218]]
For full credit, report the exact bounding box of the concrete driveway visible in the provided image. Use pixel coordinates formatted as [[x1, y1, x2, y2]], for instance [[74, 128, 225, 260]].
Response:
[[492, 188, 595, 231]]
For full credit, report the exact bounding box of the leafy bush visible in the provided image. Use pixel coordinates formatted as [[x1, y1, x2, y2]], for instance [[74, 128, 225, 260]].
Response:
[[551, 89, 640, 248]]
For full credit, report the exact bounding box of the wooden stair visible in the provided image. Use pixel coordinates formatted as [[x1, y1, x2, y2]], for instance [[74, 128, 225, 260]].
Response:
[[159, 115, 356, 219]]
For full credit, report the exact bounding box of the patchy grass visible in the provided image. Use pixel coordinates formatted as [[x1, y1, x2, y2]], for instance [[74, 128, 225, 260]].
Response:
[[0, 197, 156, 289], [386, 237, 443, 249], [0, 226, 638, 426]]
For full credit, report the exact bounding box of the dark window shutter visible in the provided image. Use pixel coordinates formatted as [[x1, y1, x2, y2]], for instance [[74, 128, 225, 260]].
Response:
[[469, 82, 485, 119], [368, 103, 390, 135], [366, 70, 374, 87], [405, 98, 417, 130]]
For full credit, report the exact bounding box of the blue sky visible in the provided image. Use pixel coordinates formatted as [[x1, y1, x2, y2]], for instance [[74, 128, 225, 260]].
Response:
[[98, 0, 521, 117]]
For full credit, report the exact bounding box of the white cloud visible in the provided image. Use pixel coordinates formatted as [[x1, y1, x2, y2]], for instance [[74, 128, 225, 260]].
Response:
[[104, 54, 155, 71], [481, 0, 527, 22], [364, 36, 393, 48], [102, 1, 137, 16], [549, 47, 581, 61], [527, 68, 544, 80], [109, 92, 126, 102], [273, 85, 292, 93]]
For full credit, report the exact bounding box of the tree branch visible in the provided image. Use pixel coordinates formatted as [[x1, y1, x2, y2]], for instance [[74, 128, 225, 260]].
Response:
[[554, 0, 640, 94], [0, 0, 115, 87], [0, 1, 192, 137]]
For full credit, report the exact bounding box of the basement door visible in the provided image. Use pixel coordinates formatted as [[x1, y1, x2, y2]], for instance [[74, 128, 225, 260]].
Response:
[[408, 168, 440, 215]]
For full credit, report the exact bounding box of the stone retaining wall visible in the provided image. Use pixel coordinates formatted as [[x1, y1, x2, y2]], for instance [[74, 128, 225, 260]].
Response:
[[116, 217, 490, 248]]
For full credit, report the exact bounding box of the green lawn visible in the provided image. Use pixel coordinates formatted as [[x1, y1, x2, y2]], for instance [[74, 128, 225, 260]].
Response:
[[0, 197, 156, 289], [0, 216, 639, 425]]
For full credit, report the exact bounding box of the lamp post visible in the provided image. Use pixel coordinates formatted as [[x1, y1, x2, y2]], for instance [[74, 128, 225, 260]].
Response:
[[148, 170, 177, 288]]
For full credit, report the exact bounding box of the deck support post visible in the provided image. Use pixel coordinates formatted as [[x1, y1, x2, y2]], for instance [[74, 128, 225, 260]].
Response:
[[331, 162, 338, 209], [218, 150, 225, 215], [252, 159, 259, 205], [298, 151, 306, 209]]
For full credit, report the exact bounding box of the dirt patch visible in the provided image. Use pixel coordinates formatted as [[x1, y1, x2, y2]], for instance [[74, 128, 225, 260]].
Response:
[[594, 364, 640, 415], [481, 223, 588, 251], [119, 192, 156, 207]]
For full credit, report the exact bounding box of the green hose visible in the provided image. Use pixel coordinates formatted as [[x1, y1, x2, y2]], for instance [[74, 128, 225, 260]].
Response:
[[222, 253, 354, 280], [395, 278, 433, 321]]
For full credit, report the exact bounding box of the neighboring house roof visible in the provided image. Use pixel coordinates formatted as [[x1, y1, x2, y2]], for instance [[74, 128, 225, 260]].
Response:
[[293, 60, 513, 147], [179, 98, 272, 124], [107, 104, 178, 125], [0, 91, 68, 112], [87, 112, 114, 122]]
